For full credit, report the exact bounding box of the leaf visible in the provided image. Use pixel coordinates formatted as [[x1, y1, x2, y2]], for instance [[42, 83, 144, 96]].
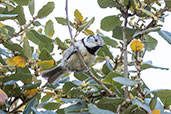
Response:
[[23, 39, 32, 60], [26, 31, 40, 44], [37, 60, 54, 70], [45, 20, 54, 37], [155, 89, 171, 108], [13, 5, 26, 25], [3, 43, 23, 53], [41, 94, 53, 102], [37, 2, 54, 19], [55, 17, 72, 26], [130, 40, 144, 51], [55, 37, 68, 50], [0, 55, 6, 65], [74, 9, 83, 22], [4, 67, 32, 83], [103, 72, 121, 84], [25, 89, 38, 96], [139, 8, 158, 20], [78, 17, 95, 32], [22, 81, 41, 90], [158, 30, 171, 45], [63, 82, 78, 93], [165, 0, 171, 8], [83, 29, 95, 35], [97, 97, 124, 112], [133, 27, 161, 38], [3, 25, 15, 36], [0, 14, 17, 21], [13, 0, 31, 5], [0, 48, 10, 57], [28, 0, 35, 16], [144, 35, 158, 51], [97, 0, 116, 8], [7, 56, 26, 67], [101, 15, 122, 31], [149, 95, 157, 110], [101, 36, 118, 48], [0, 89, 8, 106], [113, 77, 139, 86], [112, 26, 136, 40], [88, 104, 116, 114], [23, 97, 38, 114], [98, 45, 114, 59], [74, 72, 89, 81], [41, 102, 61, 110], [132, 99, 152, 113], [39, 48, 53, 61], [39, 41, 54, 52], [141, 62, 169, 70]]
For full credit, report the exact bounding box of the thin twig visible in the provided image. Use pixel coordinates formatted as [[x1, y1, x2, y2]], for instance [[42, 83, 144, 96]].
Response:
[[65, 0, 116, 97]]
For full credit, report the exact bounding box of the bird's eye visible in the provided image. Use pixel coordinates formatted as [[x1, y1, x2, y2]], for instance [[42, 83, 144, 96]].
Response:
[[95, 39, 98, 42]]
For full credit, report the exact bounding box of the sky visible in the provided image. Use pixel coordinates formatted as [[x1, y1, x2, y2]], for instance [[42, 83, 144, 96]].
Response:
[[5, 0, 171, 90]]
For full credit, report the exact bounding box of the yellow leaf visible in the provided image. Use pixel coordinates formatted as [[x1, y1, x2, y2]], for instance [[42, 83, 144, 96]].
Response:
[[0, 89, 8, 106], [74, 9, 83, 22], [0, 22, 4, 27], [25, 89, 37, 96], [130, 40, 144, 51], [7, 56, 26, 67], [37, 60, 55, 71], [83, 29, 95, 35], [18, 105, 25, 111], [45, 91, 56, 95], [38, 28, 42, 33], [148, 110, 160, 114]]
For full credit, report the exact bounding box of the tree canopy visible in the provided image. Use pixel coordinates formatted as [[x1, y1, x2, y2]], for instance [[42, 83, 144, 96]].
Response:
[[0, 0, 171, 114]]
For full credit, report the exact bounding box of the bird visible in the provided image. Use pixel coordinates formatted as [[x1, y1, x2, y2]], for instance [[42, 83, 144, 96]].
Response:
[[41, 34, 104, 85]]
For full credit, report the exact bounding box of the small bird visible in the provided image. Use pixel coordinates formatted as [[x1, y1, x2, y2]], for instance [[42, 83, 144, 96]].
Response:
[[42, 34, 104, 85]]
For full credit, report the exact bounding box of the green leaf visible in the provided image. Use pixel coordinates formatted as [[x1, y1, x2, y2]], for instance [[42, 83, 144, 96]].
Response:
[[13, 5, 26, 25], [37, 2, 54, 19], [155, 89, 171, 108], [13, 0, 31, 5], [41, 94, 53, 102], [133, 27, 161, 38], [97, 97, 124, 112], [165, 0, 171, 8], [113, 77, 139, 86], [74, 72, 89, 81], [112, 26, 136, 40], [4, 67, 32, 83], [0, 55, 6, 65], [33, 21, 41, 26], [42, 102, 61, 110], [101, 15, 122, 31], [3, 43, 23, 53], [28, 0, 35, 16], [55, 37, 68, 50], [55, 17, 73, 26], [0, 47, 10, 57], [149, 95, 157, 110], [132, 99, 152, 113], [39, 41, 54, 52], [141, 62, 169, 70], [88, 104, 116, 114], [22, 81, 41, 90], [3, 25, 15, 36], [26, 31, 40, 44], [0, 14, 17, 21], [158, 30, 171, 45], [144, 35, 158, 51], [45, 20, 54, 37], [39, 48, 53, 61], [97, 0, 116, 8], [139, 8, 158, 20], [78, 17, 95, 31], [98, 45, 114, 59], [23, 97, 38, 114], [60, 98, 83, 103], [103, 72, 121, 84], [102, 62, 111, 75], [101, 36, 118, 48], [22, 39, 32, 60], [63, 82, 78, 93], [121, 105, 137, 114]]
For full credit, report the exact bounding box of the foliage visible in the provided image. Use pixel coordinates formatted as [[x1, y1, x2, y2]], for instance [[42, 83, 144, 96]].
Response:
[[0, 0, 171, 114]]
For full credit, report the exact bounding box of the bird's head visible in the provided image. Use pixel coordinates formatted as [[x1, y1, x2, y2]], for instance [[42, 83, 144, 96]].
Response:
[[82, 34, 104, 55]]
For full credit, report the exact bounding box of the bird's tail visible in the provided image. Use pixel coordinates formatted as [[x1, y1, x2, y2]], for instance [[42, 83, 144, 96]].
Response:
[[41, 64, 67, 85]]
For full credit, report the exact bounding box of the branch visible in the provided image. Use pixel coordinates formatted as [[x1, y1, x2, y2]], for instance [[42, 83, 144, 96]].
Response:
[[65, 0, 116, 97], [9, 94, 37, 113], [5, 16, 38, 42]]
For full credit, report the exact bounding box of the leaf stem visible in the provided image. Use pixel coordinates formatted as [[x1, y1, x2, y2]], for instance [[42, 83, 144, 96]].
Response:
[[65, 0, 116, 97]]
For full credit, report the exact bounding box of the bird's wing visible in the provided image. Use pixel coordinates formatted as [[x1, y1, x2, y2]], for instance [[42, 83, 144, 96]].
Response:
[[63, 45, 75, 61]]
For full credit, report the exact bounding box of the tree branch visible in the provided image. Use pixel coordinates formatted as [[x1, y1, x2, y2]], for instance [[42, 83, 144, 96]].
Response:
[[65, 0, 116, 97]]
